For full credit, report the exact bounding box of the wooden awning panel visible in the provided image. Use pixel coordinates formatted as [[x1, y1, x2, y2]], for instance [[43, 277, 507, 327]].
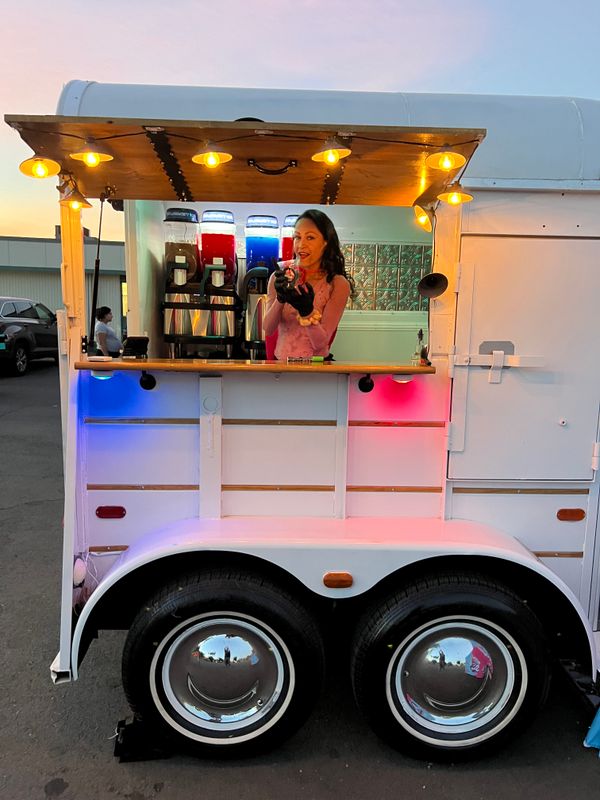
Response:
[[5, 115, 485, 206]]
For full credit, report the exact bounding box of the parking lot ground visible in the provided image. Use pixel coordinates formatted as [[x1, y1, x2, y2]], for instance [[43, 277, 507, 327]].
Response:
[[1, 364, 599, 799]]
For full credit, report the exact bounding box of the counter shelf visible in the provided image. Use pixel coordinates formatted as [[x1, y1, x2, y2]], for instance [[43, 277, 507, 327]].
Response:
[[75, 357, 435, 376]]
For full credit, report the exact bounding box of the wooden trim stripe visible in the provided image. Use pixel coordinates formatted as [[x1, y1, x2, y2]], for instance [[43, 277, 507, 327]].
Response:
[[222, 484, 334, 492], [453, 488, 589, 495], [87, 484, 199, 491], [223, 419, 337, 426], [533, 551, 583, 558], [347, 485, 443, 493], [85, 418, 198, 425], [349, 421, 445, 428], [88, 545, 129, 554]]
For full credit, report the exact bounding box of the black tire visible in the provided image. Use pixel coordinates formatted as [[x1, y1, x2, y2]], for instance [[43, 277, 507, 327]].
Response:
[[122, 570, 325, 756], [351, 573, 550, 759], [12, 343, 29, 376]]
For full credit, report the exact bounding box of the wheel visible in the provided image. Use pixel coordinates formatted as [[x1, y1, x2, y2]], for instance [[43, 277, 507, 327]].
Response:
[[122, 570, 325, 756], [12, 343, 29, 375], [351, 573, 550, 759]]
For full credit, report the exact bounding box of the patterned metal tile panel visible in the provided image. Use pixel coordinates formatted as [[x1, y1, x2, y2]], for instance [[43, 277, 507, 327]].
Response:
[[375, 289, 399, 311], [353, 244, 377, 267], [342, 240, 432, 311], [377, 244, 400, 264]]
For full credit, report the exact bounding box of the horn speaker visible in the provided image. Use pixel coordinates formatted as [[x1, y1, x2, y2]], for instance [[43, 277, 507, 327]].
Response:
[[417, 273, 448, 299]]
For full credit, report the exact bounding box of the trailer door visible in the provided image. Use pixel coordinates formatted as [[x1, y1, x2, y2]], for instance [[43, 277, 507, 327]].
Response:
[[448, 236, 600, 481]]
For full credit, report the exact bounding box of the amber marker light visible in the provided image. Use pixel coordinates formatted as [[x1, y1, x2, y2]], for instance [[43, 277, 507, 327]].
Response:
[[557, 508, 586, 521], [437, 182, 473, 205], [425, 150, 466, 171], [323, 571, 354, 588], [311, 137, 351, 164], [192, 142, 233, 168], [19, 155, 61, 179]]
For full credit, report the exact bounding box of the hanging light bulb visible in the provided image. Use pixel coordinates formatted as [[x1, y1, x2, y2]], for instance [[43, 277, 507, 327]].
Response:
[[425, 150, 466, 171], [59, 184, 92, 210], [191, 142, 233, 168], [311, 137, 351, 164], [413, 204, 433, 232], [69, 139, 113, 167], [19, 155, 61, 179], [437, 182, 473, 205]]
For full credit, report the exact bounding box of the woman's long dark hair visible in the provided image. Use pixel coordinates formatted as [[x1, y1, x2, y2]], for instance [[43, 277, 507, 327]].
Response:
[[295, 209, 355, 296]]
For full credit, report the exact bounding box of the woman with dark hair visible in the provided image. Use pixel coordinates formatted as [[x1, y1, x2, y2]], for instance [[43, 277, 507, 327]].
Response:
[[94, 306, 122, 357], [264, 209, 353, 360]]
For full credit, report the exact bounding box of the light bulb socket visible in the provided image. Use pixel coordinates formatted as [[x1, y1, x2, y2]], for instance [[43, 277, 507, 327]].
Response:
[[437, 182, 473, 205], [311, 137, 352, 163], [69, 139, 113, 165], [59, 180, 92, 210], [191, 141, 233, 167], [413, 204, 434, 233], [19, 155, 61, 179], [425, 150, 466, 171]]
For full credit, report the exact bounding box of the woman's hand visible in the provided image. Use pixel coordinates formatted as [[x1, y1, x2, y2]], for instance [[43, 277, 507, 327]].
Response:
[[286, 283, 315, 317], [273, 269, 293, 304]]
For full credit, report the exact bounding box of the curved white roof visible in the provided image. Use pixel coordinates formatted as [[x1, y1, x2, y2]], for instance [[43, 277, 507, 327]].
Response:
[[57, 80, 600, 185]]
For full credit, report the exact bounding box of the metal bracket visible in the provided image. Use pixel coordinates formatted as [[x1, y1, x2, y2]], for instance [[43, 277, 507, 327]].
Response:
[[450, 352, 544, 384]]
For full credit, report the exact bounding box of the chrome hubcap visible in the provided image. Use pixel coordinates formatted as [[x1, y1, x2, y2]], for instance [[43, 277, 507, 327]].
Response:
[[387, 616, 527, 746], [151, 613, 294, 743]]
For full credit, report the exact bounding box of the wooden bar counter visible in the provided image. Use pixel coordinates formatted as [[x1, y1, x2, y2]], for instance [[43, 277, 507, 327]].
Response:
[[75, 357, 435, 375]]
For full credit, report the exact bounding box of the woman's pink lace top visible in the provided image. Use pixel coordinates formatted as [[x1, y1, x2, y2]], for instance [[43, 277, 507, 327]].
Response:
[[264, 273, 351, 359]]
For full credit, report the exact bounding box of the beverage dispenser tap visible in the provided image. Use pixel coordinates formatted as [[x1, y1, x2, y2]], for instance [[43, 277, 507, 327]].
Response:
[[201, 259, 240, 355], [240, 266, 269, 359]]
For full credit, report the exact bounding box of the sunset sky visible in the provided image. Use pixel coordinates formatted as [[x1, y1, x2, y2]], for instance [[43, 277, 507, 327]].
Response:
[[2, 0, 599, 243]]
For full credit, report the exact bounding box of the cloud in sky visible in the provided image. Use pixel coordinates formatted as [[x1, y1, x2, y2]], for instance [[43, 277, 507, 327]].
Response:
[[1, 0, 599, 238]]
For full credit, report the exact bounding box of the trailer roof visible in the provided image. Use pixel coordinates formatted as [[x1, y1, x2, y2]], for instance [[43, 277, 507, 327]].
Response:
[[52, 82, 600, 186], [4, 115, 484, 206]]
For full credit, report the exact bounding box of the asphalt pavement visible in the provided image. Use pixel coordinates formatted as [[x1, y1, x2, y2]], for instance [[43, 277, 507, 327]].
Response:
[[1, 363, 599, 800]]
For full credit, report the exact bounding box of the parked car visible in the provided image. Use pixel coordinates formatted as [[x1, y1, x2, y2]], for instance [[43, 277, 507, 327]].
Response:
[[0, 297, 58, 375]]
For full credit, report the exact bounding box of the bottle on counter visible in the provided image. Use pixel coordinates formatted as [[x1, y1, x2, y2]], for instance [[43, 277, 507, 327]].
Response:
[[411, 328, 424, 366]]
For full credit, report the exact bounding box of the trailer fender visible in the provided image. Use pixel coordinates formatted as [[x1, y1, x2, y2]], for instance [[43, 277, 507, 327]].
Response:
[[70, 516, 599, 680]]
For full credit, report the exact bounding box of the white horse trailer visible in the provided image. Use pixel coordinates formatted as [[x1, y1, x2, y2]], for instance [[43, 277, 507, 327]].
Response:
[[6, 82, 600, 759]]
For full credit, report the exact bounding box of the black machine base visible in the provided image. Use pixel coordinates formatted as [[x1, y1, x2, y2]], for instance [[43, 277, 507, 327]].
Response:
[[113, 717, 173, 763]]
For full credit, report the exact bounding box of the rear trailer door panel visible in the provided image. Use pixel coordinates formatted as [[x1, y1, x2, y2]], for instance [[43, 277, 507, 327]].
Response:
[[449, 236, 600, 481]]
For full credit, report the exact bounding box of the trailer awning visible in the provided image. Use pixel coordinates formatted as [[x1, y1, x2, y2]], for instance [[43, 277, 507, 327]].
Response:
[[5, 115, 485, 206]]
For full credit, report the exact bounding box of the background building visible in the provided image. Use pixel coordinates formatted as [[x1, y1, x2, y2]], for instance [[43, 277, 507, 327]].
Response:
[[0, 228, 126, 338]]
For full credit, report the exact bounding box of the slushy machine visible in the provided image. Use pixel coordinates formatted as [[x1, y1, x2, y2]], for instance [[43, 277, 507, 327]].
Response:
[[162, 209, 297, 359]]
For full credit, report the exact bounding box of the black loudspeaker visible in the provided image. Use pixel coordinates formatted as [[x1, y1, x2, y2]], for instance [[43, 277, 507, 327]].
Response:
[[417, 272, 449, 299]]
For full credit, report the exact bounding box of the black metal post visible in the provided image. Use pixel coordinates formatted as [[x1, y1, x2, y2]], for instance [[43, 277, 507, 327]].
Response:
[[88, 193, 106, 351]]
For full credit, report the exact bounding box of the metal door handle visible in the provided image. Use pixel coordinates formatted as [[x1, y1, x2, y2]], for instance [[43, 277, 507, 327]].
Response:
[[450, 351, 544, 383]]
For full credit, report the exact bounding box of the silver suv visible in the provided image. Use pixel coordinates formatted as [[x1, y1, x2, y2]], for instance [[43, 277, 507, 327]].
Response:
[[0, 297, 58, 375]]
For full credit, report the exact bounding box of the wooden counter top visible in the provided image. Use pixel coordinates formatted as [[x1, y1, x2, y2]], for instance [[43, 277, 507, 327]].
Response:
[[75, 357, 435, 375]]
